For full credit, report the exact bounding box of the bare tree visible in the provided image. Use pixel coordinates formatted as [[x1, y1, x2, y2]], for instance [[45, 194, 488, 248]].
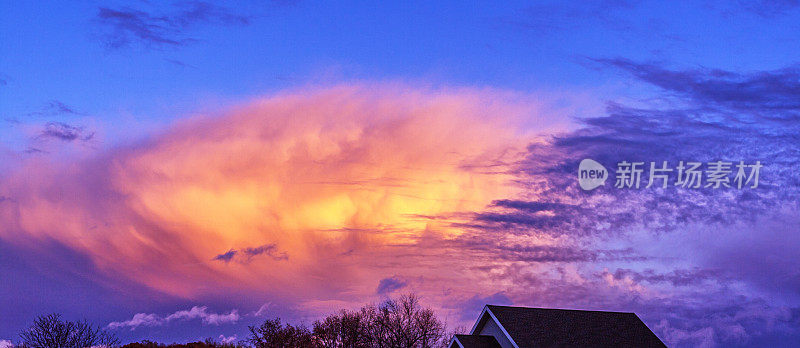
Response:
[[19, 313, 119, 348], [250, 294, 451, 348], [312, 308, 372, 348], [247, 318, 316, 348], [368, 294, 446, 348]]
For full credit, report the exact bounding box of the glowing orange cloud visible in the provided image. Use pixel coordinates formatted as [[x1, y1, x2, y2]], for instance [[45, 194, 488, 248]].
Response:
[[0, 84, 562, 303]]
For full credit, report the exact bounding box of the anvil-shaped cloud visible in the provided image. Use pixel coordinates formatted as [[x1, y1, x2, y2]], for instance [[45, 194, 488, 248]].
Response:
[[0, 85, 553, 302]]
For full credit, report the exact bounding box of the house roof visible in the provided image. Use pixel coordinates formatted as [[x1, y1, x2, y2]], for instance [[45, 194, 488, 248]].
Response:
[[452, 334, 502, 348], [475, 305, 666, 348]]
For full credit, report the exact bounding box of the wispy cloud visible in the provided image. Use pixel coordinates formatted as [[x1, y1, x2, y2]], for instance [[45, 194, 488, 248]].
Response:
[[507, 0, 639, 34], [218, 335, 237, 344], [27, 100, 85, 117], [38, 122, 94, 143], [737, 0, 800, 18], [107, 306, 239, 330], [212, 244, 288, 263], [252, 303, 272, 317], [593, 57, 800, 113], [95, 2, 250, 49], [106, 313, 161, 330]]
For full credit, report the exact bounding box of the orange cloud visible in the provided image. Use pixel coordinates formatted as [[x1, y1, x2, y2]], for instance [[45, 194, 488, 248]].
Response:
[[0, 84, 559, 302]]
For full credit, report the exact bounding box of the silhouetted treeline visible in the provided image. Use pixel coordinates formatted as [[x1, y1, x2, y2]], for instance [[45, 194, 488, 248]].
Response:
[[121, 339, 243, 348], [17, 313, 119, 348], [249, 294, 459, 348], [15, 294, 459, 348]]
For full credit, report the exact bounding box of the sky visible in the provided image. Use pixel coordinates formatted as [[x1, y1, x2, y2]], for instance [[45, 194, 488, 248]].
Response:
[[1, 1, 800, 347]]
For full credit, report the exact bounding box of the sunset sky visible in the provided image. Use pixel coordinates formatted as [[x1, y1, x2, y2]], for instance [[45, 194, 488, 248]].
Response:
[[1, 1, 800, 347]]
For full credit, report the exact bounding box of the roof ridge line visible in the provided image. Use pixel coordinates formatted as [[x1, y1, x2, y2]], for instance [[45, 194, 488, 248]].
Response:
[[485, 304, 637, 315]]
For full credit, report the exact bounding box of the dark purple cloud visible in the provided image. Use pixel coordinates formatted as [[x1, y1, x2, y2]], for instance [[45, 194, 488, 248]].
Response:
[[375, 276, 407, 295], [96, 2, 250, 49], [594, 58, 800, 115], [447, 230, 644, 263], [449, 59, 800, 346], [212, 249, 237, 263], [212, 244, 287, 263], [43, 100, 82, 116], [604, 268, 728, 287], [469, 60, 799, 238], [38, 122, 94, 143]]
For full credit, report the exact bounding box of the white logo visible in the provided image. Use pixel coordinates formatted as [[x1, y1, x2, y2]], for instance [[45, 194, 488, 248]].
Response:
[[578, 159, 608, 191]]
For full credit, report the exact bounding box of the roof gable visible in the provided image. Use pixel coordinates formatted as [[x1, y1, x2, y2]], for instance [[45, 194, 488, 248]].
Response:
[[482, 305, 666, 347]]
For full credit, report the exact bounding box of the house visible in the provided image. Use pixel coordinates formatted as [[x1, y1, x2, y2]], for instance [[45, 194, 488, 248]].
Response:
[[450, 305, 666, 348]]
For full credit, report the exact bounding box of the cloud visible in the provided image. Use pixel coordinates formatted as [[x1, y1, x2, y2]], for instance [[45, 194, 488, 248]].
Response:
[[376, 276, 407, 295], [107, 313, 162, 330], [0, 340, 13, 348], [466, 60, 800, 240], [445, 229, 643, 263], [38, 122, 94, 142], [450, 59, 800, 346], [4, 75, 800, 346], [165, 306, 239, 325], [96, 2, 250, 49], [212, 249, 237, 262], [212, 244, 288, 263], [25, 100, 86, 118], [604, 268, 727, 287], [218, 335, 237, 344], [253, 303, 272, 317], [0, 84, 539, 301], [594, 58, 800, 114], [108, 306, 239, 330], [737, 0, 800, 18]]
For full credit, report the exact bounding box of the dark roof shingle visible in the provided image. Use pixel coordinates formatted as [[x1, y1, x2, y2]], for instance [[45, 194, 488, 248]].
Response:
[[484, 305, 666, 348], [453, 334, 502, 348]]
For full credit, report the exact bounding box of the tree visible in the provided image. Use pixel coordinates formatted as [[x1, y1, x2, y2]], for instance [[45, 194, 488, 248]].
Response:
[[367, 294, 446, 348], [19, 313, 119, 348], [312, 308, 373, 348], [247, 318, 316, 348], [120, 338, 244, 348], [248, 294, 453, 348]]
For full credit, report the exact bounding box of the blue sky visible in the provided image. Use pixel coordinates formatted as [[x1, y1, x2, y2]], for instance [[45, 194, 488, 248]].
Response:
[[4, 0, 800, 145], [2, 1, 800, 347]]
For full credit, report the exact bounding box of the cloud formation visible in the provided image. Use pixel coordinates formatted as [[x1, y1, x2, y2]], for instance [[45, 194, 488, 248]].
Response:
[[452, 59, 800, 346], [0, 84, 539, 302], [96, 2, 250, 49], [376, 276, 407, 295], [38, 122, 94, 143], [212, 244, 288, 263], [3, 71, 799, 346], [108, 306, 239, 330]]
